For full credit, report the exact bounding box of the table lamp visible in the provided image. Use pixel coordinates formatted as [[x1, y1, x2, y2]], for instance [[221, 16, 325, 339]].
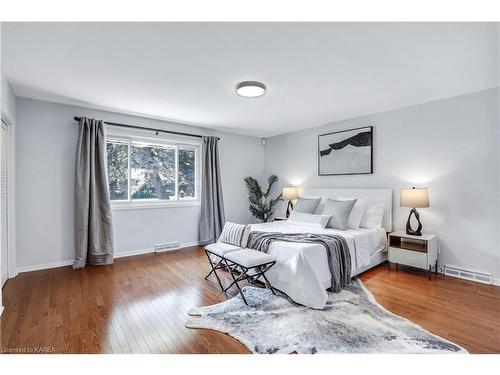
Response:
[[400, 187, 429, 236], [282, 186, 299, 218]]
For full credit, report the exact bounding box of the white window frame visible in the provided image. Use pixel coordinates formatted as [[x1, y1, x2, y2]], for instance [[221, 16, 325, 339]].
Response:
[[106, 127, 201, 210]]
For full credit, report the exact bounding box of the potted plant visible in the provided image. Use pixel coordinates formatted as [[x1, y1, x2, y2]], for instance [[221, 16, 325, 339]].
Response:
[[244, 174, 282, 222]]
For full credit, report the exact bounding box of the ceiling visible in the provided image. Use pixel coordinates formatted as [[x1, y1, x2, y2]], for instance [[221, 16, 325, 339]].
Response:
[[2, 22, 499, 137]]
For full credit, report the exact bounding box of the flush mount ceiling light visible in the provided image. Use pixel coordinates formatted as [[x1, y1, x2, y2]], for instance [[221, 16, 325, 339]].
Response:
[[236, 81, 266, 97]]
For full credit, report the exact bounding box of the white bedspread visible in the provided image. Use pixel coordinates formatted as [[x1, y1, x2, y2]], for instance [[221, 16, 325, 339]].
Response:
[[249, 222, 386, 309]]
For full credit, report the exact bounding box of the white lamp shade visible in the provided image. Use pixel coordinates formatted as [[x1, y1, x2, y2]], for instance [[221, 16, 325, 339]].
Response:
[[400, 187, 430, 208], [282, 186, 299, 200]]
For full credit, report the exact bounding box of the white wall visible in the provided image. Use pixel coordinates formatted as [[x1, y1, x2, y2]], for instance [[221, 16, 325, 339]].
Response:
[[15, 97, 264, 269], [265, 88, 500, 282], [1, 79, 15, 125]]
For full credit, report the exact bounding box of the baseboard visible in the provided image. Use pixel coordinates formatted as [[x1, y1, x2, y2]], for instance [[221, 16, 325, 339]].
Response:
[[17, 259, 74, 274], [114, 248, 155, 258], [16, 242, 200, 274], [115, 241, 199, 258], [491, 277, 500, 286]]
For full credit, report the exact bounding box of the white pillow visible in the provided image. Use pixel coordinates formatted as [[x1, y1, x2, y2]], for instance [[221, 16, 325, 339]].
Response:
[[360, 204, 385, 229], [287, 211, 331, 229], [337, 196, 367, 229]]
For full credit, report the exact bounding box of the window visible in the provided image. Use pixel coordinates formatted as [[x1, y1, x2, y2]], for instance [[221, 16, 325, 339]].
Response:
[[106, 134, 200, 208], [107, 140, 128, 200]]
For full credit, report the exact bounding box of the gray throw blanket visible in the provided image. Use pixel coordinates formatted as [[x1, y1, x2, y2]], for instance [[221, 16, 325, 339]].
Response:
[[247, 231, 351, 293]]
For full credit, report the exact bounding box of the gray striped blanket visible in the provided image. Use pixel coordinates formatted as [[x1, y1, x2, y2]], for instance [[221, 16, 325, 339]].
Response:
[[247, 231, 351, 293]]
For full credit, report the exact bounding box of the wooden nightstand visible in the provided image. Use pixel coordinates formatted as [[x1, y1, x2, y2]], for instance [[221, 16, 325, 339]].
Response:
[[388, 231, 438, 280]]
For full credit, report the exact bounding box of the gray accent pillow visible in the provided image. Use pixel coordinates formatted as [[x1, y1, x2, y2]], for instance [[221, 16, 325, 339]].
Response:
[[322, 199, 358, 230], [219, 222, 248, 247], [293, 198, 321, 214]]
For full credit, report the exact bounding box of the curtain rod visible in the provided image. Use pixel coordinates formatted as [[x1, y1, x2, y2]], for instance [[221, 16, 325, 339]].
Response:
[[73, 116, 220, 140]]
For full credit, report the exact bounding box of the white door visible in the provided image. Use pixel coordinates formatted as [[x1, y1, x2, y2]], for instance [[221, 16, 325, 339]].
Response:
[[0, 119, 8, 287]]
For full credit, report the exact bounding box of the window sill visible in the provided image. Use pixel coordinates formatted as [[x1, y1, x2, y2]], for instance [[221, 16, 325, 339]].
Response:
[[111, 200, 201, 211]]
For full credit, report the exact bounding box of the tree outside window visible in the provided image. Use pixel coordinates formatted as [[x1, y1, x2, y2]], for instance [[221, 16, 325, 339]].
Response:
[[106, 137, 198, 203]]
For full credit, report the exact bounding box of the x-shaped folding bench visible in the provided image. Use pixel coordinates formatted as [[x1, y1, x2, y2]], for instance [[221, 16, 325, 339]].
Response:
[[222, 249, 276, 305], [204, 242, 243, 291], [204, 245, 276, 305]]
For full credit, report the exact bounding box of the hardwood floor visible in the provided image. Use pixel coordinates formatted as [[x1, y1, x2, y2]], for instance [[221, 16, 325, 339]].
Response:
[[1, 246, 499, 354]]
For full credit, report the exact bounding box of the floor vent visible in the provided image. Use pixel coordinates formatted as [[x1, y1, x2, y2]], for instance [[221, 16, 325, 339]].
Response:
[[444, 265, 491, 285], [155, 242, 181, 253]]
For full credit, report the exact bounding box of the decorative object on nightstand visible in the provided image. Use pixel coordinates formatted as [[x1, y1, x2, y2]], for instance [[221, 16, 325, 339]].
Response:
[[400, 187, 429, 236], [282, 186, 299, 218], [273, 216, 287, 222], [388, 231, 438, 280]]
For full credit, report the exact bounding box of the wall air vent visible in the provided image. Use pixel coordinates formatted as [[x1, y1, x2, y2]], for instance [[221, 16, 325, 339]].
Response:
[[444, 265, 491, 285], [154, 242, 181, 253]]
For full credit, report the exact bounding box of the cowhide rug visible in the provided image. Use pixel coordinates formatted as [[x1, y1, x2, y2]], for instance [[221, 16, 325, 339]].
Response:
[[185, 280, 467, 354]]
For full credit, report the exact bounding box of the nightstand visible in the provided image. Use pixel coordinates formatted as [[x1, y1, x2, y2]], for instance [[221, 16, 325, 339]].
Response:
[[272, 216, 287, 222], [388, 231, 438, 280]]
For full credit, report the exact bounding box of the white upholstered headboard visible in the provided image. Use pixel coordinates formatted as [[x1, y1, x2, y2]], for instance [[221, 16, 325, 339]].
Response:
[[301, 188, 393, 232]]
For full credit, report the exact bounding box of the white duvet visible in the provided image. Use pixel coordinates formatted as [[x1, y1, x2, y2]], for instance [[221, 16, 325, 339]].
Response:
[[249, 221, 386, 309]]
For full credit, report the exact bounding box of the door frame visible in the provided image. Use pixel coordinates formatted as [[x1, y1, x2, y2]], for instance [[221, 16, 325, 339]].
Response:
[[1, 114, 17, 281]]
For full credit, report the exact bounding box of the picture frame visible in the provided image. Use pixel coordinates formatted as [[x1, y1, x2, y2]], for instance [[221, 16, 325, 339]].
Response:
[[318, 125, 373, 176]]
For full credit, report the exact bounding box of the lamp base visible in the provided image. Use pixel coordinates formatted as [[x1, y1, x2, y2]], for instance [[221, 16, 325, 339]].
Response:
[[286, 201, 294, 218], [406, 207, 423, 236]]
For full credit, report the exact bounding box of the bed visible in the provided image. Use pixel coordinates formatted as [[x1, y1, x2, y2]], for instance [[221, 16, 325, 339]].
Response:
[[249, 188, 392, 309]]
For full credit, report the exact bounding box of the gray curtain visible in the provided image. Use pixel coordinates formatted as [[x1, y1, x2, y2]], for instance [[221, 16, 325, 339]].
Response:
[[73, 117, 114, 269], [199, 136, 225, 245]]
